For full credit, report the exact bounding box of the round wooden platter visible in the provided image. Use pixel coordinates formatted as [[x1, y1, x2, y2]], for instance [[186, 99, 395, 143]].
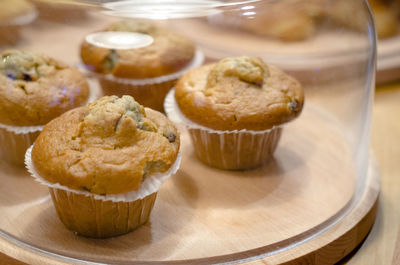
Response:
[[0, 102, 379, 265]]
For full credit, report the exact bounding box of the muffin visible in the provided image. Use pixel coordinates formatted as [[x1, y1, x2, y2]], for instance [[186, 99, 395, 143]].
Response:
[[369, 0, 399, 39], [166, 56, 304, 170], [26, 95, 181, 238], [208, 0, 325, 42], [326, 0, 399, 39], [0, 0, 37, 45], [31, 0, 87, 22], [0, 49, 90, 166], [80, 20, 203, 112]]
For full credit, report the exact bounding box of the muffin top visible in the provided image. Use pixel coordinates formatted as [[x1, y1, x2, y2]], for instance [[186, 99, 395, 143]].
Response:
[[32, 95, 180, 195], [0, 0, 36, 23], [0, 50, 90, 126], [80, 20, 195, 79], [175, 56, 304, 131]]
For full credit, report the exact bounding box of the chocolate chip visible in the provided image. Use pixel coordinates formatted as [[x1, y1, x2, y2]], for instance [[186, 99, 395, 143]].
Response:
[[79, 186, 90, 192], [166, 133, 176, 143], [289, 100, 299, 112], [22, 74, 32, 81]]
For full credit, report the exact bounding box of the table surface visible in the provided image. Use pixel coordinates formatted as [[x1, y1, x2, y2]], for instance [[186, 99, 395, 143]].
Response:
[[344, 79, 400, 265], [0, 79, 399, 265]]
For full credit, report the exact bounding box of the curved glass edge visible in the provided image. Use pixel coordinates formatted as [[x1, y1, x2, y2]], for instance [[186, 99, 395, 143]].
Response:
[[0, 1, 377, 264], [0, 153, 380, 265]]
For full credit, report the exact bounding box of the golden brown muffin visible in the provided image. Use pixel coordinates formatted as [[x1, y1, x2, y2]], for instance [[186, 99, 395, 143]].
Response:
[[209, 0, 325, 41], [0, 50, 90, 126], [369, 0, 399, 39], [175, 56, 304, 131], [326, 0, 399, 39], [239, 0, 325, 41], [32, 95, 180, 195], [0, 0, 37, 46], [30, 0, 87, 22], [81, 20, 195, 79], [170, 56, 303, 170]]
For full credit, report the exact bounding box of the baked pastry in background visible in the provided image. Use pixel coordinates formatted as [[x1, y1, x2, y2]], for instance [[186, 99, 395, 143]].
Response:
[[28, 95, 180, 238], [169, 56, 304, 170], [81, 20, 201, 112], [30, 0, 87, 22], [209, 0, 399, 41], [0, 49, 89, 166], [328, 0, 399, 39], [369, 0, 399, 39], [0, 0, 35, 22], [208, 0, 325, 41], [0, 0, 37, 45]]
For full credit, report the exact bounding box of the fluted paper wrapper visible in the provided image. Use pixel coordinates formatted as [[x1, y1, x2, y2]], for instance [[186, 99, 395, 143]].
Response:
[[0, 85, 98, 167], [89, 50, 204, 112], [165, 89, 282, 170], [25, 146, 181, 238]]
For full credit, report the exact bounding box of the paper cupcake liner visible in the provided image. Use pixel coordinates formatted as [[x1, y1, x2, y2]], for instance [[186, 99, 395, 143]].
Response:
[[189, 128, 282, 170], [0, 128, 40, 166], [26, 145, 180, 237], [100, 77, 176, 112], [49, 188, 157, 238], [164, 89, 283, 170], [85, 49, 204, 86], [25, 145, 181, 202]]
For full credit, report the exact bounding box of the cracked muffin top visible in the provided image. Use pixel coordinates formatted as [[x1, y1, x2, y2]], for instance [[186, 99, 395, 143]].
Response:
[[174, 56, 304, 131], [80, 20, 195, 79], [0, 50, 90, 126], [32, 95, 180, 195]]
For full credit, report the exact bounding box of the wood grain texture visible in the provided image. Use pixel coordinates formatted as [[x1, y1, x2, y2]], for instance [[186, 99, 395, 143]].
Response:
[[345, 81, 400, 265], [0, 102, 362, 264], [0, 14, 390, 265]]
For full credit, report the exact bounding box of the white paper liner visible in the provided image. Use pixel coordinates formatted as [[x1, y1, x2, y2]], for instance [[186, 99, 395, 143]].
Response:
[[164, 89, 283, 135], [0, 83, 98, 134], [25, 145, 181, 202], [0, 123, 43, 135], [81, 49, 205, 86], [0, 10, 38, 26]]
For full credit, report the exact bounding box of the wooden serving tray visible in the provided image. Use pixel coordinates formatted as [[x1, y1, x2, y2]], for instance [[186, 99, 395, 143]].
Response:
[[0, 12, 379, 264], [0, 102, 379, 265]]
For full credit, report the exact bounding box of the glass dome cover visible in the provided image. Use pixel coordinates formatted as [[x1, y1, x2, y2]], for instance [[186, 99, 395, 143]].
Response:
[[0, 0, 377, 264]]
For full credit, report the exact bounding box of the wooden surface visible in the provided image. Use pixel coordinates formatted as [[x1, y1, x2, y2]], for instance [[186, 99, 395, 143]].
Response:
[[343, 80, 400, 265], [1, 76, 397, 264], [0, 12, 396, 265], [0, 80, 392, 265], [0, 102, 364, 264]]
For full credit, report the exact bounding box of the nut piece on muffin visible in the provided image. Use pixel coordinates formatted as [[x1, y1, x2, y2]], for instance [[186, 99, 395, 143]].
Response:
[[171, 56, 304, 170], [0, 49, 89, 166], [80, 20, 199, 111], [29, 95, 180, 237]]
